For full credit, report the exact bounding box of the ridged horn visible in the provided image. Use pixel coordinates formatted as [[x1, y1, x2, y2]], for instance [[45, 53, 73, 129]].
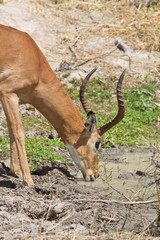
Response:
[[98, 69, 126, 136], [79, 68, 97, 114]]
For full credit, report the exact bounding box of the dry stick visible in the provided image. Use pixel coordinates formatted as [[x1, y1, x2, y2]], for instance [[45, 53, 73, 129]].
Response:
[[114, 38, 132, 70], [70, 198, 158, 205], [75, 45, 118, 68], [75, 1, 101, 8], [107, 183, 132, 202], [75, 38, 131, 68], [44, 199, 54, 221], [68, 35, 81, 59], [44, 209, 75, 233], [68, 46, 78, 58], [140, 218, 157, 236], [120, 206, 128, 231], [130, 187, 144, 201], [72, 36, 80, 48]]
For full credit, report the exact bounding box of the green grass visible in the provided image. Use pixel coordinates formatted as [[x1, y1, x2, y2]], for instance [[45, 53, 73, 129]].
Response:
[[102, 82, 159, 146], [0, 136, 10, 156], [67, 76, 159, 147], [26, 137, 65, 171], [0, 75, 159, 170], [0, 136, 66, 171]]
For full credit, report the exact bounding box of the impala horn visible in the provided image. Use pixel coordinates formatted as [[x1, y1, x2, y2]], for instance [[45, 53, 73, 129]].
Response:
[[79, 68, 97, 114], [98, 69, 126, 136], [80, 69, 126, 136]]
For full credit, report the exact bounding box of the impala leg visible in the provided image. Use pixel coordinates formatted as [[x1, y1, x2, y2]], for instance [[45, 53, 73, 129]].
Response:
[[1, 93, 34, 187], [7, 122, 22, 178]]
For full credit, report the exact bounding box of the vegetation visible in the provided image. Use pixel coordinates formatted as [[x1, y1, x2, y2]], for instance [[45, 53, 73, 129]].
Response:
[[106, 81, 159, 146], [0, 74, 160, 170], [67, 75, 159, 147], [0, 74, 159, 170], [26, 137, 65, 171], [0, 0, 159, 170], [0, 135, 66, 171]]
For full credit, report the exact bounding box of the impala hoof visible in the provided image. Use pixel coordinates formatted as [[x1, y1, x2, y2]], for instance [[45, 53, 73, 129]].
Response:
[[23, 177, 35, 187]]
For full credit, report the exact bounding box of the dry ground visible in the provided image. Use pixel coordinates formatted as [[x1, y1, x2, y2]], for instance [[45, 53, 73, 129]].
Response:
[[0, 0, 160, 87], [0, 159, 159, 240], [0, 0, 160, 239]]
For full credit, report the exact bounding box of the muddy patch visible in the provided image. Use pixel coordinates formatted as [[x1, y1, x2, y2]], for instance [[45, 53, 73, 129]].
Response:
[[79, 148, 156, 198], [0, 148, 159, 239]]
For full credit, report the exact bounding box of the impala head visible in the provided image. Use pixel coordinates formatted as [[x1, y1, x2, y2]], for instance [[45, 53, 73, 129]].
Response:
[[68, 68, 126, 181]]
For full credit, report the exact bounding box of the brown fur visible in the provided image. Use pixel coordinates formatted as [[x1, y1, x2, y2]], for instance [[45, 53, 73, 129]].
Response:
[[0, 24, 101, 186]]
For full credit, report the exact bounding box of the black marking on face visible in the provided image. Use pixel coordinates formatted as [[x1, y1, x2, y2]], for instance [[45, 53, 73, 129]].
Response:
[[95, 141, 101, 150]]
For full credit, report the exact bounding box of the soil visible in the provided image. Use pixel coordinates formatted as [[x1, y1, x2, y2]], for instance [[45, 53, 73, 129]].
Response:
[[0, 0, 160, 87], [0, 148, 160, 240], [0, 0, 160, 239]]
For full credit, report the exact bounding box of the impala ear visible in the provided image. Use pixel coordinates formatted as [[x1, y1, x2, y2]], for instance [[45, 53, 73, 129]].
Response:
[[84, 111, 96, 135]]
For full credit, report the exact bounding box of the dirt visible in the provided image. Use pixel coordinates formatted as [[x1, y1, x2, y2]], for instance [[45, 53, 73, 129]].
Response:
[[0, 148, 159, 240], [0, 0, 160, 87], [0, 0, 160, 239]]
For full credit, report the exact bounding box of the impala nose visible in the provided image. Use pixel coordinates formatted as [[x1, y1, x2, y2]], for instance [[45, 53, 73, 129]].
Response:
[[89, 175, 95, 181], [85, 174, 95, 182]]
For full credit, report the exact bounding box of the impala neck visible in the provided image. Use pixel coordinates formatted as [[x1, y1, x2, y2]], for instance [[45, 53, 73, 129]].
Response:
[[30, 74, 85, 145]]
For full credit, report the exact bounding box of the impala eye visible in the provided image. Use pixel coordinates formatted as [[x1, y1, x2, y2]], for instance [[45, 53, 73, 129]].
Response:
[[95, 141, 101, 150]]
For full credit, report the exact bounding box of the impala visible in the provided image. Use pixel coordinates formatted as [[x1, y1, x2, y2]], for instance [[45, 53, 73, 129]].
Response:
[[0, 24, 126, 187]]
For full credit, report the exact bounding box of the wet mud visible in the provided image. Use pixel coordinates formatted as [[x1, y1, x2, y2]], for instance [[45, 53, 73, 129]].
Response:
[[0, 148, 159, 239]]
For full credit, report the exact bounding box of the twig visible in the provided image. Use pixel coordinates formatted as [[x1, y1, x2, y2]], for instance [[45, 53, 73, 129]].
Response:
[[68, 46, 78, 58], [44, 209, 75, 233], [75, 45, 118, 67], [76, 59, 91, 67], [114, 38, 132, 55], [114, 38, 132, 70], [141, 217, 157, 234], [107, 183, 132, 202], [130, 187, 144, 201], [120, 206, 128, 231], [76, 38, 132, 68], [69, 198, 158, 205], [75, 1, 101, 9], [44, 199, 54, 221]]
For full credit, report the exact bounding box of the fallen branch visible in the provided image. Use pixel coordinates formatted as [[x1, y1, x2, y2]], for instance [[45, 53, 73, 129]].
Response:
[[44, 209, 75, 233], [68, 46, 78, 58], [114, 38, 132, 70], [75, 45, 118, 67], [70, 198, 159, 205]]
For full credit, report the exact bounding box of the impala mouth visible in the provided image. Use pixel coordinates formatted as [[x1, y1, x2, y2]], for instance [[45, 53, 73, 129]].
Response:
[[66, 144, 99, 182], [85, 169, 98, 182], [85, 174, 95, 182]]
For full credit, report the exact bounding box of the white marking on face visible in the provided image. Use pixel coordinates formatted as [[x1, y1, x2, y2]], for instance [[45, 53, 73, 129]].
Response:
[[66, 144, 84, 171], [0, 69, 13, 82]]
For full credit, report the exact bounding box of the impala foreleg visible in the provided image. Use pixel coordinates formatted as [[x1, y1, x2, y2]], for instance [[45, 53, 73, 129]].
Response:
[[7, 123, 22, 178], [1, 93, 34, 187]]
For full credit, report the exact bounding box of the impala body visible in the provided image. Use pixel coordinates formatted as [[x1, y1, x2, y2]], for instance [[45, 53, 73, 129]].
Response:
[[0, 24, 126, 186]]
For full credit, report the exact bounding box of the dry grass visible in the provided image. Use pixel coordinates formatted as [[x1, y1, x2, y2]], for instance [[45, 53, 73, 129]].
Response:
[[29, 0, 160, 89], [35, 233, 160, 240], [76, 0, 160, 52], [37, 0, 160, 52], [103, 1, 160, 52]]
